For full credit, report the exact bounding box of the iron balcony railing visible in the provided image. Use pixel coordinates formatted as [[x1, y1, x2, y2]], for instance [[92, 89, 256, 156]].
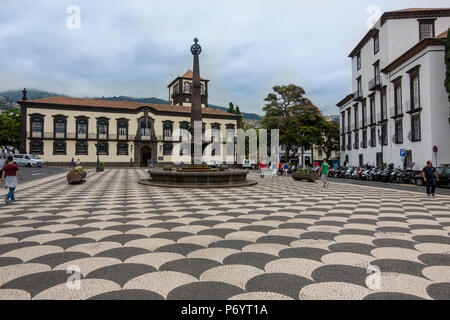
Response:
[[405, 100, 422, 114], [28, 132, 202, 143], [353, 90, 363, 101], [368, 75, 381, 91]]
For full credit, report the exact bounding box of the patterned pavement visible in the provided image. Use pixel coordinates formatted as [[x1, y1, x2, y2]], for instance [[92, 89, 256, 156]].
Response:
[[0, 169, 450, 300]]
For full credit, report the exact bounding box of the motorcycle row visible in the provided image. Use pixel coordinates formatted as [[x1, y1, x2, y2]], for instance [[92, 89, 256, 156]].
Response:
[[328, 163, 421, 185]]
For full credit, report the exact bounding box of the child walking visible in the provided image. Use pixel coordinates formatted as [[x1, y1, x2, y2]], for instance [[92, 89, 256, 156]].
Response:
[[1, 156, 23, 204]]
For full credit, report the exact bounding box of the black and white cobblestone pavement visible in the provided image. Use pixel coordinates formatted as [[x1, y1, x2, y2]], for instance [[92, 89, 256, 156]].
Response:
[[0, 169, 449, 300]]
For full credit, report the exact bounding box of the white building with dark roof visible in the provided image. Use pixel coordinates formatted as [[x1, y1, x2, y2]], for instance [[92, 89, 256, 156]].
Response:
[[337, 8, 450, 169], [18, 70, 240, 167]]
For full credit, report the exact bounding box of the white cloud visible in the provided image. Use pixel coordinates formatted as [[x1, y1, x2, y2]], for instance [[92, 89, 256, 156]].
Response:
[[0, 0, 449, 115]]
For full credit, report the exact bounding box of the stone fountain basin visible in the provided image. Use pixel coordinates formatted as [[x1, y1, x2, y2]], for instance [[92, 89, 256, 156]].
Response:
[[139, 169, 258, 188]]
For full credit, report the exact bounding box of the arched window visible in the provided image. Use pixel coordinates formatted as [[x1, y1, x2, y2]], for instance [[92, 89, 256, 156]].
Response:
[[184, 82, 192, 94], [117, 120, 128, 139], [30, 141, 43, 155], [54, 116, 67, 139], [76, 117, 88, 140], [30, 115, 44, 138], [180, 121, 189, 130], [140, 120, 151, 137], [211, 123, 221, 142], [117, 143, 128, 156], [179, 121, 190, 141], [76, 141, 88, 155], [163, 143, 173, 155], [53, 141, 66, 155], [163, 122, 173, 138], [96, 142, 109, 155], [97, 118, 109, 140]]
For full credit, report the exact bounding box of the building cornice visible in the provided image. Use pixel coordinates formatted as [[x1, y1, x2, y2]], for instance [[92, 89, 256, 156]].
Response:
[[348, 8, 450, 58], [382, 38, 444, 74], [336, 94, 353, 108]]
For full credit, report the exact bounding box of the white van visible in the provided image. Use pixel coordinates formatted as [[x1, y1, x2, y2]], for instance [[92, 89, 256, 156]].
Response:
[[13, 154, 43, 167]]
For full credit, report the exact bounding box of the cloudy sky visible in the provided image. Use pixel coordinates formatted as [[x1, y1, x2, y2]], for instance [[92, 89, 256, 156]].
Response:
[[0, 0, 449, 115]]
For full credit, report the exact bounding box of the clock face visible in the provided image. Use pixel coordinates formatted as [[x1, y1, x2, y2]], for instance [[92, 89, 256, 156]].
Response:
[[191, 43, 202, 55]]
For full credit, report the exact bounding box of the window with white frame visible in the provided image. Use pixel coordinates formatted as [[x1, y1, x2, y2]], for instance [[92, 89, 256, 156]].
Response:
[[411, 73, 420, 110], [419, 20, 434, 41]]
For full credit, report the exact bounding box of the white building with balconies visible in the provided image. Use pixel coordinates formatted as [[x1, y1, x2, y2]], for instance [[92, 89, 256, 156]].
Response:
[[337, 8, 450, 169]]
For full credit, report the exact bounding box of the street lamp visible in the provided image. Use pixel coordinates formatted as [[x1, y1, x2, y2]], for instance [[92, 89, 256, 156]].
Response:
[[377, 124, 384, 169], [96, 124, 100, 172]]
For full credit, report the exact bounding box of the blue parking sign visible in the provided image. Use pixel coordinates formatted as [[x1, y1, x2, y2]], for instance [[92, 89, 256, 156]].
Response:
[[400, 149, 407, 157]]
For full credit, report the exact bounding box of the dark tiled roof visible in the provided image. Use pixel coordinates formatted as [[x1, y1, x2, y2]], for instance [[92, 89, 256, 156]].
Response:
[[19, 96, 236, 117]]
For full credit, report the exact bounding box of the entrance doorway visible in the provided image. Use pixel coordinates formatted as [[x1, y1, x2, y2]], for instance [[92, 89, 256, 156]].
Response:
[[376, 152, 383, 168], [404, 150, 412, 169], [140, 146, 152, 167]]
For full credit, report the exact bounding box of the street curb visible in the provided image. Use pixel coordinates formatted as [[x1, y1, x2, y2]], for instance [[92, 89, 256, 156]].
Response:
[[329, 179, 450, 199]]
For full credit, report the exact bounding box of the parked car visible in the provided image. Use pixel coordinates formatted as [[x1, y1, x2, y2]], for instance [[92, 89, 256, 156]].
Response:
[[206, 160, 220, 168], [415, 167, 450, 187], [13, 154, 43, 167]]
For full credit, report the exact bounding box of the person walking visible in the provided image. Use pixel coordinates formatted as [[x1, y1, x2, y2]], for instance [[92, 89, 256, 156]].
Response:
[[422, 161, 439, 197], [71, 157, 75, 168], [76, 158, 81, 166], [283, 162, 289, 176], [320, 159, 330, 187], [1, 156, 24, 204], [259, 161, 265, 178]]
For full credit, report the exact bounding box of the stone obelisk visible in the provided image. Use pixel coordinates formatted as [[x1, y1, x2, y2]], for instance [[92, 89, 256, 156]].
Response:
[[190, 38, 203, 165]]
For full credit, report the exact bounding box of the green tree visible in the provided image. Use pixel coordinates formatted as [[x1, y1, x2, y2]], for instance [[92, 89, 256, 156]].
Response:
[[438, 28, 450, 123], [318, 120, 340, 161], [235, 105, 243, 128], [0, 108, 21, 152], [261, 84, 326, 162], [227, 102, 235, 114]]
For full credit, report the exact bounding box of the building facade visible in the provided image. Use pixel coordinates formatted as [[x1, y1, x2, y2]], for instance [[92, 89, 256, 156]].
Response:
[[337, 8, 450, 169], [18, 71, 240, 166]]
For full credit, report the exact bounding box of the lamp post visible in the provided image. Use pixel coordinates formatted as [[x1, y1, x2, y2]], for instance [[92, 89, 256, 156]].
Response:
[[96, 124, 100, 172], [377, 125, 384, 169]]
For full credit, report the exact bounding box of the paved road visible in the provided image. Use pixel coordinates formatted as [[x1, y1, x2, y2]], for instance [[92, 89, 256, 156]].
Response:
[[0, 170, 449, 300], [328, 177, 450, 196], [16, 167, 68, 184]]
